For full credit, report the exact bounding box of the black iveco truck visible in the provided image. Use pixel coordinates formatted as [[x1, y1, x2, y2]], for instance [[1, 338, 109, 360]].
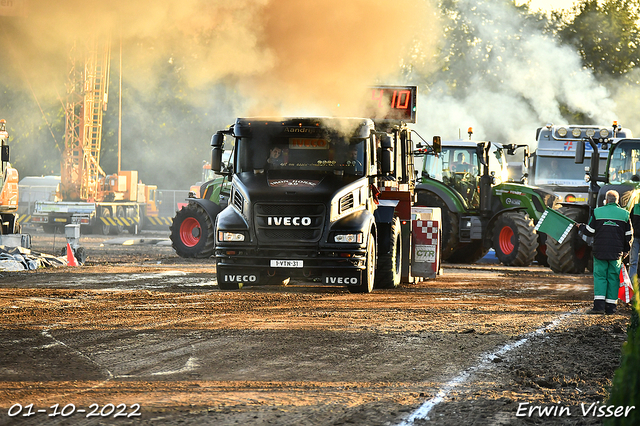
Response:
[[210, 87, 435, 292]]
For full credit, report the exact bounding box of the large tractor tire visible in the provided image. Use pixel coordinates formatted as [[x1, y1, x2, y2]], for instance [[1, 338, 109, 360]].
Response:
[[348, 233, 376, 293], [535, 233, 549, 266], [415, 192, 458, 261], [375, 217, 402, 289], [447, 241, 489, 264], [170, 203, 217, 258], [546, 206, 590, 274], [492, 211, 538, 266]]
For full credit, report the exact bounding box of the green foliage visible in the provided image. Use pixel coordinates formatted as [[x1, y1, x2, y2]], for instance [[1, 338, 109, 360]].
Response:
[[606, 279, 640, 425], [558, 0, 640, 76]]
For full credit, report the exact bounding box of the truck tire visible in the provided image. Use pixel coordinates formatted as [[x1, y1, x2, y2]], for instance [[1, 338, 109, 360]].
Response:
[[170, 203, 216, 258], [126, 207, 140, 234], [447, 241, 488, 264], [349, 233, 376, 293], [415, 192, 458, 261], [375, 217, 401, 289], [95, 207, 111, 235], [546, 206, 590, 274], [493, 211, 538, 266], [109, 206, 125, 235]]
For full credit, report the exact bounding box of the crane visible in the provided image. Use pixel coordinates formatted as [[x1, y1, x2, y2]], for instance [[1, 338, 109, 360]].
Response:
[[31, 38, 161, 235]]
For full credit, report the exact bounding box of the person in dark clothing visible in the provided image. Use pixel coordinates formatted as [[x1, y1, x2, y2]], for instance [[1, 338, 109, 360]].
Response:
[[578, 190, 632, 315], [629, 201, 640, 281]]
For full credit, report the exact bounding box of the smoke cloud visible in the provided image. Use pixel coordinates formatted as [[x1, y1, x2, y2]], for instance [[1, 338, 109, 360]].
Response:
[[417, 0, 620, 146], [0, 0, 438, 188]]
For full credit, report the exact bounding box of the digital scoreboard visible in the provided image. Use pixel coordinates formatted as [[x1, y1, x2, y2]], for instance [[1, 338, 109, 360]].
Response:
[[367, 85, 417, 123]]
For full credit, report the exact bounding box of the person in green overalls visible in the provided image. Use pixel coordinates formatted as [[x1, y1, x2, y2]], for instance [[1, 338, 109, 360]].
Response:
[[578, 190, 632, 315]]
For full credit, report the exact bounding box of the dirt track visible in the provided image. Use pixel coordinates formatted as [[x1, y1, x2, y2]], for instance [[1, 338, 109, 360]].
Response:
[[0, 230, 633, 425]]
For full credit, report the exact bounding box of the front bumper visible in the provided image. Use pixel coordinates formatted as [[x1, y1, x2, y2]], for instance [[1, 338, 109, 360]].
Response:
[[215, 245, 366, 286]]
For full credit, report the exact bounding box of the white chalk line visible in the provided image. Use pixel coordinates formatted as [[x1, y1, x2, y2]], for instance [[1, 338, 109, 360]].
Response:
[[397, 311, 576, 425], [39, 330, 114, 398]]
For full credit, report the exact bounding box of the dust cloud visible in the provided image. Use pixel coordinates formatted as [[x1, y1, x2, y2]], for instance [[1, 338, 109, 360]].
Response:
[[1, 0, 437, 116], [0, 0, 438, 188]]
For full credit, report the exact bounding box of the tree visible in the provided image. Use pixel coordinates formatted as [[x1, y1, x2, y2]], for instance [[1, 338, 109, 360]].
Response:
[[558, 0, 640, 76]]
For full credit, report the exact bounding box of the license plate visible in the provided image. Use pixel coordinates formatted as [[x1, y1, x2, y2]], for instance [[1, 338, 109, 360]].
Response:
[[270, 260, 303, 268], [54, 218, 68, 223]]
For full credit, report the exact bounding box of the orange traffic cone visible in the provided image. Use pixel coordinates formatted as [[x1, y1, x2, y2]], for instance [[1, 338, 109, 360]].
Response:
[[66, 242, 78, 267]]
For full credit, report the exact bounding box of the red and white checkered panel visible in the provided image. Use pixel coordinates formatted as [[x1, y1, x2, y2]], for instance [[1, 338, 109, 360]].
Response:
[[415, 220, 439, 245]]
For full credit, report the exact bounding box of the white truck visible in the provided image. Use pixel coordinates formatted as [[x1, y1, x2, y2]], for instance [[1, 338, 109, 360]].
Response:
[[531, 123, 631, 273]]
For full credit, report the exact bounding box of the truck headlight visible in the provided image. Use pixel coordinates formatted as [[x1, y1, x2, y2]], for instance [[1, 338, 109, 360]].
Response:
[[218, 231, 246, 242], [334, 233, 363, 243], [599, 128, 609, 138]]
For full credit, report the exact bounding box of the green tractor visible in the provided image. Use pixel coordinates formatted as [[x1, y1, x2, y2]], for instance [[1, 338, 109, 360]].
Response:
[[414, 133, 558, 266], [572, 133, 640, 257], [170, 153, 232, 258]]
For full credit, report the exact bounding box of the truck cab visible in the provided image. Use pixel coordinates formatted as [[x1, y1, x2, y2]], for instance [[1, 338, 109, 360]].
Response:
[[211, 116, 417, 292], [536, 123, 631, 274], [532, 124, 630, 205]]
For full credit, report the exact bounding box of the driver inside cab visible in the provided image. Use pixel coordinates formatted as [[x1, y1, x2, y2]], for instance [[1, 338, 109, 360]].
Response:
[[451, 153, 472, 173]]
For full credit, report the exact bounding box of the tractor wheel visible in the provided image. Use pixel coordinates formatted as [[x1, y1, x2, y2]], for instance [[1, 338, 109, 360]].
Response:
[[169, 203, 217, 258], [375, 217, 402, 289], [415, 192, 458, 261], [492, 211, 538, 266], [349, 233, 376, 293], [546, 206, 590, 274], [535, 233, 549, 266], [446, 241, 489, 264]]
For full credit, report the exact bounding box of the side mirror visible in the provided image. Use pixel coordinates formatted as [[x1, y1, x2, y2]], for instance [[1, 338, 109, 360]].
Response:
[[211, 147, 223, 173], [1, 145, 8, 162], [432, 136, 441, 154], [576, 138, 585, 164], [211, 132, 224, 148], [476, 142, 488, 167], [381, 147, 394, 174]]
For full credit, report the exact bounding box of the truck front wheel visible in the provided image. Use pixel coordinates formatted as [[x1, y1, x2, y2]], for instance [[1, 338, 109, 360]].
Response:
[[375, 217, 401, 289], [170, 203, 217, 258], [493, 211, 538, 266], [95, 207, 111, 235], [349, 234, 376, 293]]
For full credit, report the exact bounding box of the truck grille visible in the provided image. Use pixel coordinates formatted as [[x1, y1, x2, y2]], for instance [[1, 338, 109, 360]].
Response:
[[255, 203, 325, 243]]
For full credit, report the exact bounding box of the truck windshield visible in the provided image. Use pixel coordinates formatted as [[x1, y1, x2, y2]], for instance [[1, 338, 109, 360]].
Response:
[[534, 156, 606, 185], [608, 141, 640, 183], [235, 131, 366, 176]]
